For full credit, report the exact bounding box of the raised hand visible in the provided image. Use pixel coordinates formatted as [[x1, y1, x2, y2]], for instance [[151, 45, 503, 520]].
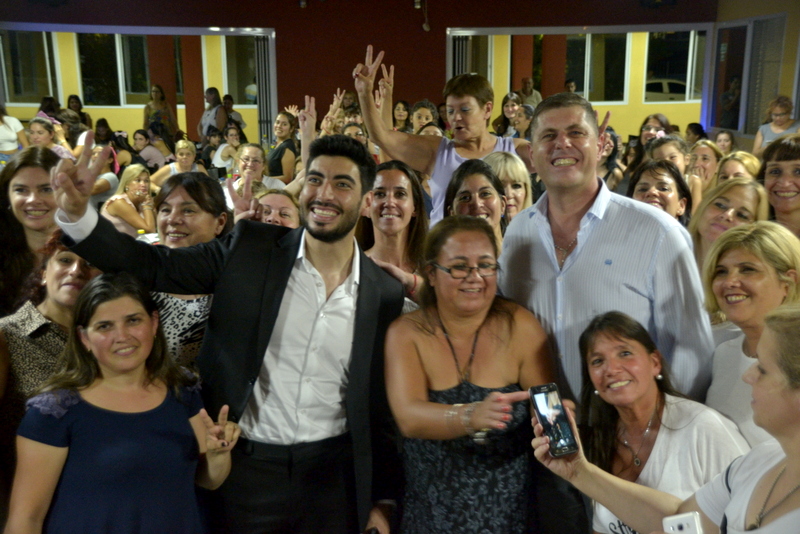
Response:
[[284, 104, 299, 117], [374, 89, 384, 110], [328, 88, 345, 116], [378, 64, 395, 98], [225, 174, 254, 219], [353, 45, 385, 95], [199, 405, 240, 454], [50, 130, 111, 221], [298, 95, 317, 133]]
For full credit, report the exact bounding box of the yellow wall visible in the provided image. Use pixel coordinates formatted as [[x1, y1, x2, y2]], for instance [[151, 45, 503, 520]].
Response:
[[717, 0, 799, 98], [490, 35, 511, 123], [595, 33, 701, 144], [8, 32, 259, 143], [489, 32, 702, 142]]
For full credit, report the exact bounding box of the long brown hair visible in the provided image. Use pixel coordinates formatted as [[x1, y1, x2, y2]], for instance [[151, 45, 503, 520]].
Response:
[[578, 311, 682, 473], [40, 272, 196, 396], [0, 147, 62, 315]]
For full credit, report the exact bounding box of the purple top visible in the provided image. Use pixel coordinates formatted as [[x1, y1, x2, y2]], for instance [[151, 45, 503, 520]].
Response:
[[429, 136, 517, 225]]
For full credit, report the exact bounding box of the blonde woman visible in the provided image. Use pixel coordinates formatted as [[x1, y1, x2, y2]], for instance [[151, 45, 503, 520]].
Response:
[[484, 151, 533, 222], [101, 164, 155, 237], [688, 177, 769, 271], [703, 222, 800, 446], [716, 150, 761, 184], [151, 140, 207, 186]]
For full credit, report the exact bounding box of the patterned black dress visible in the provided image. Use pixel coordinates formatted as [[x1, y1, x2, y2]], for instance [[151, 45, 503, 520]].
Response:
[[400, 381, 535, 533]]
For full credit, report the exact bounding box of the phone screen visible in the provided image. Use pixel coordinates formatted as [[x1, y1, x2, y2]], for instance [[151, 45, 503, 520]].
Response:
[[529, 384, 579, 457]]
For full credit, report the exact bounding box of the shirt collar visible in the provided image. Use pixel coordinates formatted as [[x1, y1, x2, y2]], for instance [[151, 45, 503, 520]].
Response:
[[532, 178, 610, 222], [19, 301, 63, 338], [296, 229, 361, 292]]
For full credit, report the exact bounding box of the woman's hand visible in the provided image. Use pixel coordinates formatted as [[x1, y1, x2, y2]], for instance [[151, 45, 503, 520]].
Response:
[[284, 104, 299, 117], [353, 45, 384, 96], [200, 405, 240, 455], [471, 390, 530, 432], [531, 403, 586, 483], [370, 258, 416, 293], [233, 198, 261, 224], [51, 131, 110, 221], [226, 175, 253, 219]]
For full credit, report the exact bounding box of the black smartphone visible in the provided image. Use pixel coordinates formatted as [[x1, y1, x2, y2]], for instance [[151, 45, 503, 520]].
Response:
[[529, 383, 579, 457]]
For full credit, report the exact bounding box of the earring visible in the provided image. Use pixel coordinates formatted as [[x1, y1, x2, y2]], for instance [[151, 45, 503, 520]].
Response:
[[594, 390, 599, 395], [656, 374, 663, 381]]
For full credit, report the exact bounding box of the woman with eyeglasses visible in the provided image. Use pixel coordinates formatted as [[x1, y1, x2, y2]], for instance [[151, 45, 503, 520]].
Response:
[[753, 96, 800, 158], [384, 216, 555, 533]]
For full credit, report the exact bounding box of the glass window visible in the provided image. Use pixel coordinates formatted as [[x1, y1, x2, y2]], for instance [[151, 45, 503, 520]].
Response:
[[565, 34, 586, 94], [0, 30, 53, 104], [645, 31, 690, 102], [121, 35, 149, 105], [744, 16, 785, 135], [225, 36, 255, 106], [690, 31, 706, 100], [77, 33, 120, 106], [587, 33, 626, 102], [712, 26, 747, 129]]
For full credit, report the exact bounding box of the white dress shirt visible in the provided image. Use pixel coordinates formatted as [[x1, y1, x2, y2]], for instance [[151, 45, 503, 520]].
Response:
[[499, 182, 714, 401], [57, 209, 361, 445], [237, 230, 360, 444]]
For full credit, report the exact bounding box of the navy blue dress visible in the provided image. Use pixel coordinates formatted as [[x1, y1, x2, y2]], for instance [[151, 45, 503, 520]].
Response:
[[17, 385, 205, 533], [400, 382, 535, 533]]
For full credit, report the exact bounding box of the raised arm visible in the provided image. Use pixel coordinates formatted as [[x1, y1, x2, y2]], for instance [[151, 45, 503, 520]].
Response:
[[51, 131, 110, 221], [354, 45, 441, 174], [378, 64, 395, 131], [192, 405, 240, 490]]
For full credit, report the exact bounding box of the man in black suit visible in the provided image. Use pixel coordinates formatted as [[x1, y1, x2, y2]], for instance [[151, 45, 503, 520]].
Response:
[[53, 132, 404, 533]]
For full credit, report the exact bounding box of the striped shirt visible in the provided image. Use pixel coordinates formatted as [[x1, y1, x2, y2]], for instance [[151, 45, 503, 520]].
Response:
[[499, 181, 713, 401]]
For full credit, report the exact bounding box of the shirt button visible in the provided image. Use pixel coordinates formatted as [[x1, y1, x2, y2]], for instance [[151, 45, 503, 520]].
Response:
[[305, 378, 312, 383], [316, 281, 322, 287], [557, 276, 563, 282], [557, 314, 562, 320]]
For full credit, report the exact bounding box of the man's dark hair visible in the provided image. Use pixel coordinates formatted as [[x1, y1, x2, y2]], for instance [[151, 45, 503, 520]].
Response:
[[307, 134, 376, 196], [531, 92, 598, 136]]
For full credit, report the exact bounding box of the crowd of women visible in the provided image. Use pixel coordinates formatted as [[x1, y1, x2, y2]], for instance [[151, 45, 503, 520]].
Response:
[[2, 54, 800, 532]]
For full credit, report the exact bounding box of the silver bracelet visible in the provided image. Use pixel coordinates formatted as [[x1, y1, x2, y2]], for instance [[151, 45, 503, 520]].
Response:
[[444, 403, 463, 430], [461, 402, 489, 445]]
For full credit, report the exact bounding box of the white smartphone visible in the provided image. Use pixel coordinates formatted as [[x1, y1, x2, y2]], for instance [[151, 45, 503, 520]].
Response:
[[662, 511, 703, 534]]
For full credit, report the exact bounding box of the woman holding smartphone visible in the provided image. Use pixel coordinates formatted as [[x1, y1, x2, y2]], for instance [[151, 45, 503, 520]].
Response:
[[534, 304, 800, 533], [575, 311, 748, 534], [384, 216, 554, 533]]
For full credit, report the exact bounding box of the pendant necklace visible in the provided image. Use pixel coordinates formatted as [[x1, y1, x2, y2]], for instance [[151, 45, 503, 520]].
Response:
[[439, 319, 481, 383], [620, 401, 658, 468], [747, 465, 800, 530], [554, 236, 578, 266]]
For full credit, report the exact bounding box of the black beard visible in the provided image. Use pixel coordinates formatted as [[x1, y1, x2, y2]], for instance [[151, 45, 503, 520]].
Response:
[[302, 201, 360, 243]]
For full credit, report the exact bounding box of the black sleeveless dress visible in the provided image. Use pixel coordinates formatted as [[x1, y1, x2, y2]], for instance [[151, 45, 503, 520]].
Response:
[[400, 381, 535, 533]]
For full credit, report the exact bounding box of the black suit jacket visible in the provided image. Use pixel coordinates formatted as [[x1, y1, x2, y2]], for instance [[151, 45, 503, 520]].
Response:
[[70, 216, 405, 529]]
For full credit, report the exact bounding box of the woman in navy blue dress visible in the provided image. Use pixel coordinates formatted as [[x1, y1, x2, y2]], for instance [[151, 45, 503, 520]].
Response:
[[5, 272, 239, 533]]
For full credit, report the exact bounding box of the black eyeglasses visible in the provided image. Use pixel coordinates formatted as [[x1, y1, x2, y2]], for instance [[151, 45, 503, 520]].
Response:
[[433, 262, 499, 279]]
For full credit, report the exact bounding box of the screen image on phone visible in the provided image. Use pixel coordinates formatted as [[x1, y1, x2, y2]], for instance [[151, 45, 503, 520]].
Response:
[[529, 383, 579, 457]]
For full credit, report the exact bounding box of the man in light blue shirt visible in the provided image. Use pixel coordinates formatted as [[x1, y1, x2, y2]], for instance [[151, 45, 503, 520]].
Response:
[[499, 93, 713, 403]]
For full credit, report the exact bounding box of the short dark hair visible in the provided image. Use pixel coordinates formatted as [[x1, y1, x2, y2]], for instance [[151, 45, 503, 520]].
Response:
[[307, 134, 376, 195], [627, 159, 693, 226], [759, 133, 800, 184], [443, 73, 494, 107], [154, 172, 233, 236], [531, 93, 598, 136], [410, 99, 439, 122]]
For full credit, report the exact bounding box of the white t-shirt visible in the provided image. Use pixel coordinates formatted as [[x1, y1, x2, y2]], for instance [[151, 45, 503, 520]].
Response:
[[696, 439, 795, 533], [90, 172, 119, 211], [593, 395, 750, 534], [211, 143, 234, 171], [705, 334, 772, 447], [0, 115, 24, 151], [77, 130, 94, 151]]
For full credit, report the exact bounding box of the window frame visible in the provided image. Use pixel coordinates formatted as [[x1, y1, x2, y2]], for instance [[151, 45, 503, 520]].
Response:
[[641, 30, 706, 105], [0, 30, 57, 106]]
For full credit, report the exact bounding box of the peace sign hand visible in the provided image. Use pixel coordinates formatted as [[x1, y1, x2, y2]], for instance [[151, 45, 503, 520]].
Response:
[[353, 45, 385, 96], [199, 405, 240, 455]]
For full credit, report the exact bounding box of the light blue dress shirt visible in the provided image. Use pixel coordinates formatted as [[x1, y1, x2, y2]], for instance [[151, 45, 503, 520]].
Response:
[[499, 181, 713, 401]]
